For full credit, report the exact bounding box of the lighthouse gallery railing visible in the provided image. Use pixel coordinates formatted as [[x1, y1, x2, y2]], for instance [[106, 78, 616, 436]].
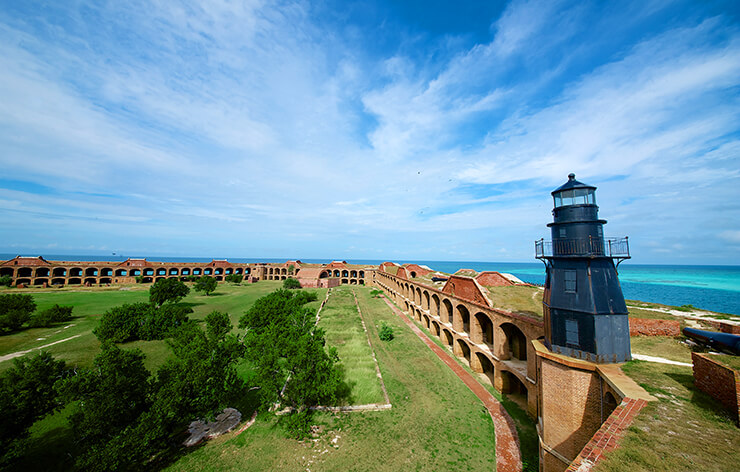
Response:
[[535, 236, 630, 259]]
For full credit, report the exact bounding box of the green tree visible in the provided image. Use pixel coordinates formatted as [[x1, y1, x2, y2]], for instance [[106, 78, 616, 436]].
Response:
[[0, 275, 12, 287], [59, 343, 151, 471], [225, 274, 243, 284], [193, 275, 217, 296], [149, 278, 190, 307], [0, 351, 67, 466], [138, 304, 193, 341], [28, 304, 73, 328], [0, 294, 36, 334], [283, 277, 301, 289], [94, 303, 149, 342]]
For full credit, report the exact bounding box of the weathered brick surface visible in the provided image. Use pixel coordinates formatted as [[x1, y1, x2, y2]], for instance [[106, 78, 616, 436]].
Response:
[[565, 398, 648, 471], [628, 318, 680, 336], [475, 271, 514, 286], [440, 275, 490, 306], [703, 320, 740, 335], [692, 352, 740, 424]]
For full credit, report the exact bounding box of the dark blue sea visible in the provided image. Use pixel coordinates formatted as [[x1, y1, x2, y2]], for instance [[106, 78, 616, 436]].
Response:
[[3, 254, 739, 316]]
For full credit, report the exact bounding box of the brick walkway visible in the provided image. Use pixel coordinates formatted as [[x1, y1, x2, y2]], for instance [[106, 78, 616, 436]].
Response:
[[381, 296, 523, 472]]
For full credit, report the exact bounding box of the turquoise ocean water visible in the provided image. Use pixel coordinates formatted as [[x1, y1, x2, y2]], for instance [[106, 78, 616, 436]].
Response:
[[3, 254, 739, 316]]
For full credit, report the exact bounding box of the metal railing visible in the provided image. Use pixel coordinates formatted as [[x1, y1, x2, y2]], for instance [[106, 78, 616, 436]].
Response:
[[535, 236, 630, 259]]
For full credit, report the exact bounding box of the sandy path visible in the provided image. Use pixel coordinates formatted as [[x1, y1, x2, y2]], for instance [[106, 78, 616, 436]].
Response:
[[0, 333, 86, 363], [631, 353, 692, 367]]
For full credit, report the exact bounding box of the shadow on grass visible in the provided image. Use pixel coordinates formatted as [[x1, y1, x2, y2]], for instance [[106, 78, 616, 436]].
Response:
[[665, 371, 738, 424], [7, 426, 76, 472]]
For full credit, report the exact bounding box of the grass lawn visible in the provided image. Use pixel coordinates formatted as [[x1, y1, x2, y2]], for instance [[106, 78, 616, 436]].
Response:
[[594, 360, 740, 472], [164, 286, 497, 472], [392, 296, 540, 471], [629, 336, 694, 363], [483, 285, 544, 318], [319, 286, 386, 405]]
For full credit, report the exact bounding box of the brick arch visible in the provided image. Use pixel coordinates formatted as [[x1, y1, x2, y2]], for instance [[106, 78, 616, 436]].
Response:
[[474, 352, 495, 385], [455, 338, 472, 366], [431, 293, 440, 317], [472, 311, 494, 345], [441, 298, 453, 324], [422, 290, 430, 311], [415, 287, 422, 306], [501, 322, 527, 361], [52, 267, 67, 277], [35, 267, 50, 277], [454, 304, 470, 336], [441, 329, 454, 347], [431, 320, 441, 337]]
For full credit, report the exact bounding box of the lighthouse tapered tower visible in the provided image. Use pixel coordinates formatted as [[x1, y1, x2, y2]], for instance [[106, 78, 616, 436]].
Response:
[[535, 174, 631, 363]]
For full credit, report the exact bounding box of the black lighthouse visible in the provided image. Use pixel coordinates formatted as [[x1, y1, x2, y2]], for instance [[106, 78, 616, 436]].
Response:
[[536, 174, 631, 363]]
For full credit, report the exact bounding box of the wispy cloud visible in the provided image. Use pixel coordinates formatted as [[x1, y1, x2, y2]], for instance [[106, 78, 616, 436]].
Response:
[[0, 0, 738, 263]]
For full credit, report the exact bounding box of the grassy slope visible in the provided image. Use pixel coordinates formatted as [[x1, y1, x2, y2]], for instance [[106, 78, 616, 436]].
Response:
[[483, 285, 544, 318], [165, 286, 497, 472], [594, 359, 740, 472], [319, 287, 385, 405]]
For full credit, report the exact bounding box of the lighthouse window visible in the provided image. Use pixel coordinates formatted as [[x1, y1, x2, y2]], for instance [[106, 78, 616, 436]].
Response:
[[565, 319, 579, 346], [564, 270, 577, 293]]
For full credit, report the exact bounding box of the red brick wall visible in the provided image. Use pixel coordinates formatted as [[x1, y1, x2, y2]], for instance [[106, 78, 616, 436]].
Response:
[[441, 276, 489, 306], [628, 318, 680, 336], [692, 352, 740, 424], [475, 271, 513, 287], [565, 398, 649, 471], [703, 320, 740, 335]]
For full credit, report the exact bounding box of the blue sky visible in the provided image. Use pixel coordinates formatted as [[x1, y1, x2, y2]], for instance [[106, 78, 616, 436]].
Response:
[[1, 0, 739, 264]]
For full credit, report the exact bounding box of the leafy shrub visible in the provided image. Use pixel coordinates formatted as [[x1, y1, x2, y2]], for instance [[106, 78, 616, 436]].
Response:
[[28, 304, 73, 328], [0, 294, 36, 334], [94, 303, 150, 343], [0, 275, 12, 287], [194, 276, 217, 296], [281, 409, 313, 439], [139, 304, 193, 341], [370, 289, 383, 298], [149, 278, 190, 306], [378, 322, 394, 341], [225, 274, 243, 284], [283, 278, 301, 289]]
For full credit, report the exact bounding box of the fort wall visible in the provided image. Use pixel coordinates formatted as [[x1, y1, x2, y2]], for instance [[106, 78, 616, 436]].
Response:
[[692, 352, 740, 425], [628, 318, 681, 337]]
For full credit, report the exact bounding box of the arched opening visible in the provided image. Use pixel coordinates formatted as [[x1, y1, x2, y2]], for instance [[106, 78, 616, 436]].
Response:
[[216, 276, 223, 281], [431, 294, 440, 317], [226, 268, 233, 275], [423, 315, 430, 329], [34, 278, 48, 286], [204, 268, 213, 275], [215, 268, 224, 275], [410, 271, 417, 278], [342, 270, 349, 277], [169, 268, 179, 275], [350, 279, 357, 285], [235, 268, 242, 274], [52, 267, 66, 277], [84, 277, 97, 285], [341, 278, 348, 284], [359, 280, 364, 285], [245, 268, 251, 274], [0, 267, 13, 277], [144, 269, 154, 276], [100, 277, 112, 284], [603, 391, 618, 420], [130, 269, 141, 276], [442, 329, 454, 347], [472, 312, 494, 346], [442, 299, 453, 324], [142, 277, 153, 283], [68, 278, 81, 285], [350, 270, 357, 277], [181, 268, 190, 275], [35, 268, 50, 277], [193, 269, 202, 275], [70, 267, 82, 277], [115, 269, 127, 276], [415, 287, 422, 306], [359, 271, 364, 278], [456, 339, 472, 365], [85, 268, 98, 276], [422, 291, 430, 310], [334, 270, 340, 277], [501, 323, 528, 361], [156, 277, 166, 282], [431, 321, 440, 337], [18, 267, 32, 277], [319, 271, 328, 278], [101, 268, 113, 276], [156, 268, 166, 276], [501, 371, 528, 408], [15, 278, 31, 286], [454, 304, 470, 336], [475, 353, 495, 385], [51, 278, 65, 286]]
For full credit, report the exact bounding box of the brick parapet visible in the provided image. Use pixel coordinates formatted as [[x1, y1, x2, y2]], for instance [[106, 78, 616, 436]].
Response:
[[564, 398, 648, 471], [702, 320, 740, 335], [628, 318, 681, 337], [691, 352, 740, 425]]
